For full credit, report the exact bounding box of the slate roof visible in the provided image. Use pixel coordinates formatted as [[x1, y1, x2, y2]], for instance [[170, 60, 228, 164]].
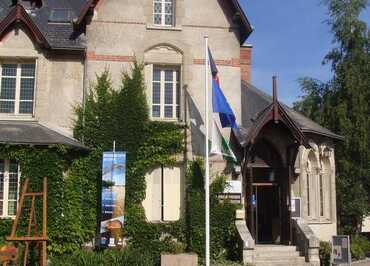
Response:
[[0, 0, 252, 49], [0, 121, 87, 149], [0, 0, 89, 50], [239, 81, 343, 141]]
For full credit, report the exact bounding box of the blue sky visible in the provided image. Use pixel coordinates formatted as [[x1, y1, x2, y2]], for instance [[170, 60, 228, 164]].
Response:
[[241, 0, 369, 106]]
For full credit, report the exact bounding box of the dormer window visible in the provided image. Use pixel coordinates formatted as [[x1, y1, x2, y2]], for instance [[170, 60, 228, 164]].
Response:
[[153, 0, 174, 26], [18, 0, 42, 9], [49, 9, 74, 23]]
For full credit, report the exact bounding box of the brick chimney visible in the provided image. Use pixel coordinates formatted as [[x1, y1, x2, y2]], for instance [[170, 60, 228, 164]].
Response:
[[240, 44, 252, 83]]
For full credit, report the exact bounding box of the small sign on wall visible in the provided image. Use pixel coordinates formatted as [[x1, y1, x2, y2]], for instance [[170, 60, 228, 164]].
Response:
[[291, 197, 301, 218]]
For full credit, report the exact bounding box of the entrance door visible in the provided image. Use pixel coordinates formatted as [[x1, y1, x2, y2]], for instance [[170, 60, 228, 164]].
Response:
[[253, 183, 281, 244]]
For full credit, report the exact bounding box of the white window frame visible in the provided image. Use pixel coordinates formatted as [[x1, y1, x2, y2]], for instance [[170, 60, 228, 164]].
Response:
[[0, 61, 36, 116], [153, 0, 175, 26], [150, 66, 180, 121], [0, 160, 20, 219]]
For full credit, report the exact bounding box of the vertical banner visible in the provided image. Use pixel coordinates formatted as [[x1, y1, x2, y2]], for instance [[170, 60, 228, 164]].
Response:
[[100, 152, 126, 247]]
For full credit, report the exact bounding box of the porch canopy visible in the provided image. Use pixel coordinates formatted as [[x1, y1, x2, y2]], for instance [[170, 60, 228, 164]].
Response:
[[233, 81, 343, 149], [0, 120, 87, 150]]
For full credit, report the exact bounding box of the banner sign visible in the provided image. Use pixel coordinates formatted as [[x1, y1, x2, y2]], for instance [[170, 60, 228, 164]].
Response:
[[100, 152, 126, 247], [332, 235, 351, 265]]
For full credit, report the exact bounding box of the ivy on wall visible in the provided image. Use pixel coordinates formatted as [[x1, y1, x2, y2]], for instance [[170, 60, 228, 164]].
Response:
[[0, 61, 241, 265], [0, 145, 99, 255]]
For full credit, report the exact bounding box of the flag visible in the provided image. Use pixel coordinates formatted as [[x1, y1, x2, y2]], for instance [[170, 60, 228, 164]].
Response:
[[210, 119, 237, 162], [208, 48, 237, 129]]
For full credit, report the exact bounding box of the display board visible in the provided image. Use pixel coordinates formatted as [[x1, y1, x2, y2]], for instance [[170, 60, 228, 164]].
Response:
[[332, 235, 351, 265]]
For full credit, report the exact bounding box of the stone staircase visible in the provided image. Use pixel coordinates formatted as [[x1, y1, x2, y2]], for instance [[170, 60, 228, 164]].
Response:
[[254, 245, 311, 266]]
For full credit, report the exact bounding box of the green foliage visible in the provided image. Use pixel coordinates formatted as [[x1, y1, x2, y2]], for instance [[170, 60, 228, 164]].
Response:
[[186, 159, 241, 262], [0, 219, 12, 245], [0, 145, 99, 256], [351, 235, 370, 260], [319, 241, 331, 266], [0, 60, 241, 264], [49, 245, 156, 266], [73, 61, 186, 262], [293, 0, 370, 234], [73, 62, 240, 262]]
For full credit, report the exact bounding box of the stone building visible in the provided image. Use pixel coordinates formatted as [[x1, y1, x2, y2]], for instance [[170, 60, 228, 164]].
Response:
[[0, 0, 343, 264]]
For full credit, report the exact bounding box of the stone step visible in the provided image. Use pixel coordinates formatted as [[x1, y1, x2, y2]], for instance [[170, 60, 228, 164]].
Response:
[[254, 249, 301, 258], [255, 262, 310, 266], [254, 256, 308, 266], [255, 244, 298, 252], [253, 245, 309, 266]]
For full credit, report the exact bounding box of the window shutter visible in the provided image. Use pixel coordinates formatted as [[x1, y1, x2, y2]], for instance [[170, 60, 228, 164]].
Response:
[[163, 166, 181, 221], [143, 167, 162, 221], [144, 64, 153, 118]]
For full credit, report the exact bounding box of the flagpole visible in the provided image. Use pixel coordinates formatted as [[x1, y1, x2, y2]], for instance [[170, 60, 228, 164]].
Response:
[[204, 35, 210, 266]]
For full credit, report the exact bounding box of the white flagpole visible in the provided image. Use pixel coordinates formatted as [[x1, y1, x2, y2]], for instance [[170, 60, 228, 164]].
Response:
[[204, 35, 210, 266]]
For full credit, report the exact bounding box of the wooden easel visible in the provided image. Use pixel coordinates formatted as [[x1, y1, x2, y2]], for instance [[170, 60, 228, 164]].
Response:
[[6, 177, 48, 266]]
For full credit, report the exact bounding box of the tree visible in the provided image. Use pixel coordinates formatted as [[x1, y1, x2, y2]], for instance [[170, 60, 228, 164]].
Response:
[[294, 0, 370, 234]]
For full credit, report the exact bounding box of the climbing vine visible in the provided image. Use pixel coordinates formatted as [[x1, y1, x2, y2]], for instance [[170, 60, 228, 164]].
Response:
[[0, 61, 241, 265], [0, 145, 99, 255]]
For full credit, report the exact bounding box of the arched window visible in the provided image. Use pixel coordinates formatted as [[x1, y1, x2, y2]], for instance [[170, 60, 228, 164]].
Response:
[[144, 44, 183, 121]]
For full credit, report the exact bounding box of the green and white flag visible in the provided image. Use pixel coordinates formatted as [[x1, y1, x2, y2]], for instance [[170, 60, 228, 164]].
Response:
[[210, 119, 237, 162]]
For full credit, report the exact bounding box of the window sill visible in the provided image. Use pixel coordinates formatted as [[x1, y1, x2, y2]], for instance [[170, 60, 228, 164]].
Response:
[[146, 220, 179, 224], [306, 218, 332, 224], [0, 115, 35, 121], [150, 117, 184, 123], [0, 216, 15, 220], [146, 24, 182, 31]]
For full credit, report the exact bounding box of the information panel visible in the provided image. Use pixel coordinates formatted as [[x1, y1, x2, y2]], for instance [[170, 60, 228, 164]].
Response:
[[332, 235, 351, 265], [100, 152, 126, 247]]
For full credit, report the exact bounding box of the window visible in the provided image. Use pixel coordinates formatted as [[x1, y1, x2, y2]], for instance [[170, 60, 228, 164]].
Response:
[[0, 160, 20, 218], [306, 170, 310, 217], [49, 9, 74, 23], [319, 173, 324, 217], [0, 63, 35, 115], [306, 152, 318, 218], [320, 156, 332, 219], [142, 166, 182, 222], [153, 0, 174, 26], [151, 67, 180, 120]]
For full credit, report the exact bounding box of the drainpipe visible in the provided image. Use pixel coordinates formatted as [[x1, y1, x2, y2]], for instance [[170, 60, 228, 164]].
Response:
[[82, 48, 87, 144]]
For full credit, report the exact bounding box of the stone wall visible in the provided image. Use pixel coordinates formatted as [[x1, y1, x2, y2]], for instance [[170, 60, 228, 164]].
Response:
[[0, 26, 84, 136]]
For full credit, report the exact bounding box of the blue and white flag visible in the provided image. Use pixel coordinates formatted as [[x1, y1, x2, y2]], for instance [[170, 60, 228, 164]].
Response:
[[208, 48, 237, 129]]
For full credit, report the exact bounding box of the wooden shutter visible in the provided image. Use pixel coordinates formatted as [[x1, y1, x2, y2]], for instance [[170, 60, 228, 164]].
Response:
[[144, 64, 153, 118], [142, 167, 162, 221], [163, 166, 181, 221]]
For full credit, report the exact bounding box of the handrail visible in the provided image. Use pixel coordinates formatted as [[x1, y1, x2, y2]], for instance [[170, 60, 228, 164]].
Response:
[[292, 218, 320, 266], [235, 220, 254, 264]]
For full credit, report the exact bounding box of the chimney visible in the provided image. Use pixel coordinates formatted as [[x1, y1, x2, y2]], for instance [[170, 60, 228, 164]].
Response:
[[240, 44, 252, 82]]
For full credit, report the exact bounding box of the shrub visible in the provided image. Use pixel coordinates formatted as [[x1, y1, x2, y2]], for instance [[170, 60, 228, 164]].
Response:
[[0, 219, 13, 245], [319, 241, 331, 266], [50, 245, 156, 266], [351, 235, 370, 261], [186, 160, 241, 262]]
